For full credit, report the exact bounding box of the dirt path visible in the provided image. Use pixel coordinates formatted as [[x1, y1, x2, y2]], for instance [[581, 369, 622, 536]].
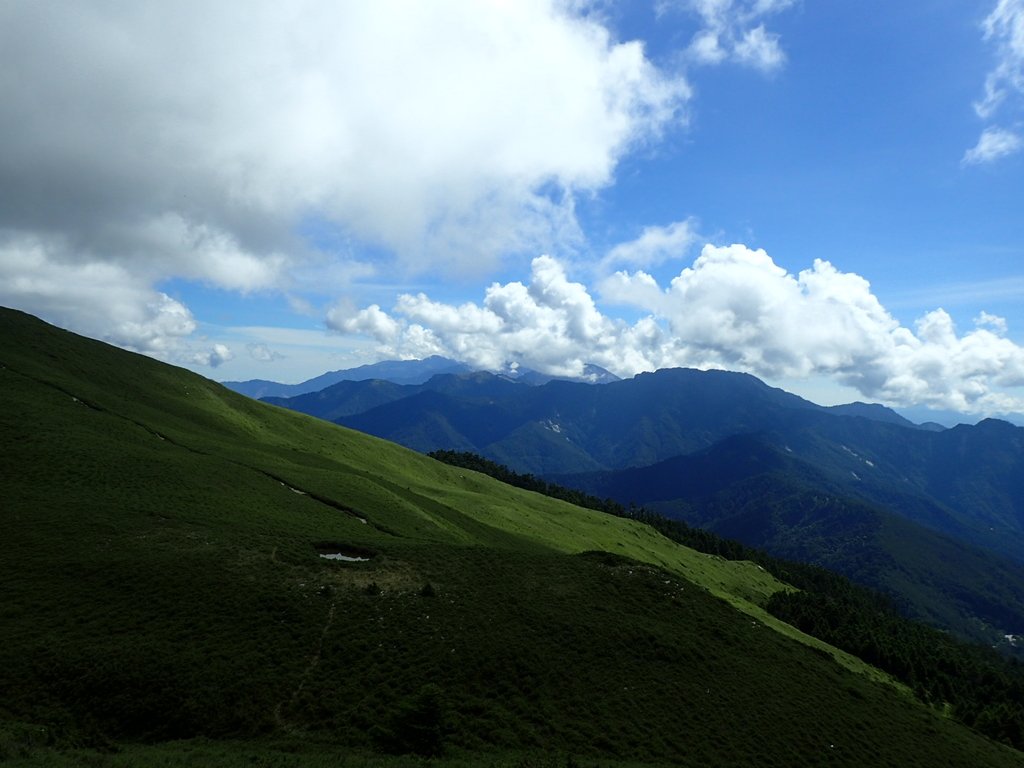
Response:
[[273, 600, 337, 729]]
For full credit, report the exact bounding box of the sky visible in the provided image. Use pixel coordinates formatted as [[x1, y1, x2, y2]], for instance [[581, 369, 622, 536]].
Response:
[[2, 0, 1024, 422]]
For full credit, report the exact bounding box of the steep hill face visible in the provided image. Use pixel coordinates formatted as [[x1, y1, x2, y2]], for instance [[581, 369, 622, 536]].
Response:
[[3, 306, 1021, 767]]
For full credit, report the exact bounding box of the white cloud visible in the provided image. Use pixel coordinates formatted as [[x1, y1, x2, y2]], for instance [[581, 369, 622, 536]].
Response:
[[353, 256, 619, 377], [188, 344, 234, 369], [976, 311, 1009, 335], [0, 0, 688, 350], [734, 25, 786, 72], [600, 218, 700, 271], [975, 0, 1024, 120], [665, 0, 794, 71], [688, 29, 728, 65], [247, 343, 285, 363], [123, 214, 290, 293], [327, 304, 402, 344], [967, 1, 1024, 163], [962, 126, 1023, 165], [0, 233, 196, 355], [339, 245, 1024, 415]]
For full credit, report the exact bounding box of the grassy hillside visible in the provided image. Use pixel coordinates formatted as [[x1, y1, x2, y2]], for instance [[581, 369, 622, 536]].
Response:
[[558, 434, 1024, 649], [1, 307, 1021, 767]]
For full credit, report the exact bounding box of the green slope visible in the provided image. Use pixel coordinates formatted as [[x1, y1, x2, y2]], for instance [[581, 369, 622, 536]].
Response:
[[0, 308, 786, 603], [1, 307, 1021, 767]]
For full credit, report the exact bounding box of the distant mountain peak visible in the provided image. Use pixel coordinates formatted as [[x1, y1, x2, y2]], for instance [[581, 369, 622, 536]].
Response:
[[222, 356, 472, 399], [826, 401, 917, 428]]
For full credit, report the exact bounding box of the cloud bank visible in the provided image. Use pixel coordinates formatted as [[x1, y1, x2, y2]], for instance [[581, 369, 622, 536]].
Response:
[[333, 245, 1024, 415], [0, 0, 687, 359]]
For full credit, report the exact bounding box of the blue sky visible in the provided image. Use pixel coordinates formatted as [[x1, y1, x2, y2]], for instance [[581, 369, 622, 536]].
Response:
[[2, 1, 1023, 420]]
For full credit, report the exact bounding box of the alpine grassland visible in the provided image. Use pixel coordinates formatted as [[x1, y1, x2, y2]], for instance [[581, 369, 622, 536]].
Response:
[[2, 307, 1022, 767]]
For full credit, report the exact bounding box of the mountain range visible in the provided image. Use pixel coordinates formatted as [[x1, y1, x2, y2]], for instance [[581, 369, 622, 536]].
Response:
[[261, 365, 1024, 651], [223, 357, 619, 400], [221, 355, 474, 399]]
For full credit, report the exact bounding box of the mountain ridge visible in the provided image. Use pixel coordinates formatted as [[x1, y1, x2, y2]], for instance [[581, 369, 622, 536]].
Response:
[[221, 354, 473, 399], [223, 357, 621, 400]]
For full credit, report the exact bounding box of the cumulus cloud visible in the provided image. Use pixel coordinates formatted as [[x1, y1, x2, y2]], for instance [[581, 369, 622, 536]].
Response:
[[664, 0, 794, 71], [338, 245, 1024, 415], [0, 0, 688, 352], [337, 256, 619, 377], [327, 303, 403, 344]]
